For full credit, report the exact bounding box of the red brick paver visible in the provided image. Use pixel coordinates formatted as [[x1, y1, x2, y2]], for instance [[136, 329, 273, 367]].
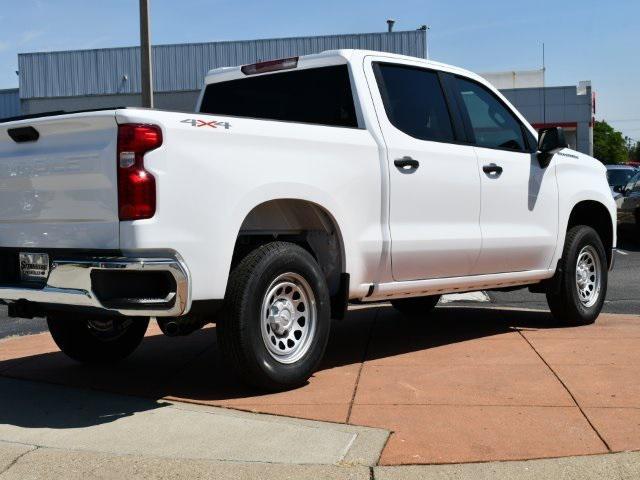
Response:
[[0, 305, 638, 465], [349, 404, 607, 465]]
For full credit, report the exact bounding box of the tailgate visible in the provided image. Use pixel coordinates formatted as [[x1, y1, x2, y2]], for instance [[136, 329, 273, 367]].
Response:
[[0, 111, 120, 249]]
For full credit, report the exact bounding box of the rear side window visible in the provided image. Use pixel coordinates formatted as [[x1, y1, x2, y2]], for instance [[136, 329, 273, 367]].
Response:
[[199, 65, 358, 128], [455, 77, 526, 151], [374, 63, 454, 142]]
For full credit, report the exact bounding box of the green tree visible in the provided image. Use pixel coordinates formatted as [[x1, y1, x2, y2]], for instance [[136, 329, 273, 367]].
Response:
[[593, 120, 628, 164]]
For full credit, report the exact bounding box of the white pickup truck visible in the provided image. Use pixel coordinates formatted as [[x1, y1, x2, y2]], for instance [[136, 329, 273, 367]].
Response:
[[0, 50, 616, 390]]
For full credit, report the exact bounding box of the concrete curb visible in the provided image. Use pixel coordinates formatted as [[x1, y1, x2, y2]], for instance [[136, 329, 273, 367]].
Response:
[[374, 451, 640, 480], [1, 442, 639, 480]]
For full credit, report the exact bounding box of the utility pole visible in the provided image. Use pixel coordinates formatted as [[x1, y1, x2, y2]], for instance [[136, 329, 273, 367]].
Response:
[[542, 42, 546, 124], [139, 0, 153, 108]]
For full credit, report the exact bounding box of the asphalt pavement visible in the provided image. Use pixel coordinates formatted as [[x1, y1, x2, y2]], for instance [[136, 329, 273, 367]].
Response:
[[0, 233, 637, 340]]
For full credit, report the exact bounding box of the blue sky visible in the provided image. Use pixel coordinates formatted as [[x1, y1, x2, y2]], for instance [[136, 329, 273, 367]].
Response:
[[1, 0, 638, 140]]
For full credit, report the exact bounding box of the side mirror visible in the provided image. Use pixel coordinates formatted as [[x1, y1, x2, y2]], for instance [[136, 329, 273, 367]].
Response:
[[537, 127, 568, 168]]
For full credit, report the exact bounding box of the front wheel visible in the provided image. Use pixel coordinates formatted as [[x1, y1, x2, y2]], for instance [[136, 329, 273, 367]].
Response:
[[217, 242, 331, 391], [47, 314, 149, 363], [546, 226, 608, 325]]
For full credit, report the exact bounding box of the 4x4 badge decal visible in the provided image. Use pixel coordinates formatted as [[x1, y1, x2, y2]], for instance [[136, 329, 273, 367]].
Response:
[[181, 118, 231, 129]]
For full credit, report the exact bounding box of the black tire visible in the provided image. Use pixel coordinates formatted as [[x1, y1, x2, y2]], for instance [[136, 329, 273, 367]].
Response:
[[47, 314, 149, 363], [546, 225, 608, 325], [391, 295, 441, 317], [217, 242, 331, 391]]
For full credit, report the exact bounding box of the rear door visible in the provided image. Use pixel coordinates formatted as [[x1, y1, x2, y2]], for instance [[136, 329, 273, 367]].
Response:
[[451, 76, 559, 274], [366, 57, 482, 281], [0, 111, 120, 249]]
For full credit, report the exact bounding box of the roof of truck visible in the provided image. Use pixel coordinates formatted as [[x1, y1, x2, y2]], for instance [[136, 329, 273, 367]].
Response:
[[203, 49, 484, 86]]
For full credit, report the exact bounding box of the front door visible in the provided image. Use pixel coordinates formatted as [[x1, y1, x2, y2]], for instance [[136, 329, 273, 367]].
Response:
[[452, 76, 559, 274], [367, 58, 482, 281]]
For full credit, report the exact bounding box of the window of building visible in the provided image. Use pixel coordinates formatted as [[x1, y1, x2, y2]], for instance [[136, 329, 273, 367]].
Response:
[[199, 65, 358, 128], [375, 63, 455, 142]]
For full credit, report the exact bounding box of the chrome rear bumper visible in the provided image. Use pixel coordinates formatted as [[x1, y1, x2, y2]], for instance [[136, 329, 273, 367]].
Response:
[[0, 256, 190, 317]]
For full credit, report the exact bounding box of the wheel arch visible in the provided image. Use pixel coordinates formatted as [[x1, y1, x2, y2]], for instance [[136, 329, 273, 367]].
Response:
[[232, 198, 349, 318], [566, 200, 614, 267]]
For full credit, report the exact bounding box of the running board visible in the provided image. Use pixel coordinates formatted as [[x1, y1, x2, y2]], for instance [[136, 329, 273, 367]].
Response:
[[363, 269, 554, 302]]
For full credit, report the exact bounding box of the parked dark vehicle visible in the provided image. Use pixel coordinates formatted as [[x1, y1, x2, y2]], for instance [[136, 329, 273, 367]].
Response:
[[607, 165, 637, 193], [606, 165, 638, 194], [616, 170, 640, 234]]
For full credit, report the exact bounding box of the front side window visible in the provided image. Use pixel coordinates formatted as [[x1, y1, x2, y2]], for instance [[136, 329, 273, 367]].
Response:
[[375, 63, 455, 142], [455, 77, 526, 151], [199, 65, 358, 128]]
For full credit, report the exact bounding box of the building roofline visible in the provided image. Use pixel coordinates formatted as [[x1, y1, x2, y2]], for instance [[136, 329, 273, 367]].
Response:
[[18, 29, 423, 57]]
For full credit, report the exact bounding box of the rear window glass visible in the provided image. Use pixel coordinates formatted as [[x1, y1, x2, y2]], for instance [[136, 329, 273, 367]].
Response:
[[374, 63, 455, 142], [199, 65, 358, 128]]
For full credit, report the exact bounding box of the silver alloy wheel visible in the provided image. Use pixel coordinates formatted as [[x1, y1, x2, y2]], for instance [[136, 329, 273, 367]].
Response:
[[575, 245, 601, 308], [260, 272, 316, 364]]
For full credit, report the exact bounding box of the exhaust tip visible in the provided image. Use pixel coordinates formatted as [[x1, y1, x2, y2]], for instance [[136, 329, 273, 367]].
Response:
[[159, 319, 180, 337]]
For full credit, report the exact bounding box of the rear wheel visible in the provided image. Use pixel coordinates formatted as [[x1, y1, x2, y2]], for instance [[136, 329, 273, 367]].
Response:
[[546, 226, 607, 325], [217, 242, 331, 391], [47, 314, 149, 363], [391, 295, 441, 317]]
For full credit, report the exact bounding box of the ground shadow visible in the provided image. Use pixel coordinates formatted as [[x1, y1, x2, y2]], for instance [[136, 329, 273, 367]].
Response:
[[0, 375, 171, 429], [0, 304, 575, 429]]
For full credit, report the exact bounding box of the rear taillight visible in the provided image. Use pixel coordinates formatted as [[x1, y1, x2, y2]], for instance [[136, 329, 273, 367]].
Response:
[[117, 124, 162, 220]]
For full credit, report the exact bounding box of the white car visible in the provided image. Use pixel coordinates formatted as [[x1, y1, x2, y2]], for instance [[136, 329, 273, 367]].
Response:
[[0, 50, 617, 390]]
